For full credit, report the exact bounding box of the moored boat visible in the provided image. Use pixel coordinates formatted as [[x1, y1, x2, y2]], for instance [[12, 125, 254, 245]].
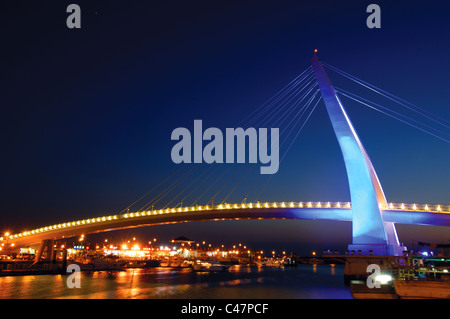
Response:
[[255, 258, 284, 267], [265, 258, 284, 267], [192, 260, 229, 272], [75, 259, 126, 271], [392, 255, 450, 298], [394, 279, 450, 299]]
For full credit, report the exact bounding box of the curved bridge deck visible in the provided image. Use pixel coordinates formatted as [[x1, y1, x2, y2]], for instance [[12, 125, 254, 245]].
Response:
[[1, 202, 449, 247]]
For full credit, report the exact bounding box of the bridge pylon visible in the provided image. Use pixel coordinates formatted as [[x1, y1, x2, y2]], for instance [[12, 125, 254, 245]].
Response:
[[311, 53, 406, 256]]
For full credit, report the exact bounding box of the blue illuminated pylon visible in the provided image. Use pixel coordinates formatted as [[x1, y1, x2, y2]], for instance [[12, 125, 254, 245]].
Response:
[[311, 53, 405, 256]]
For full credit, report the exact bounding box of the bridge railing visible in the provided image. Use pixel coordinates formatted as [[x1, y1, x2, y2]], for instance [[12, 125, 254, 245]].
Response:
[[381, 203, 447, 213], [1, 201, 448, 243]]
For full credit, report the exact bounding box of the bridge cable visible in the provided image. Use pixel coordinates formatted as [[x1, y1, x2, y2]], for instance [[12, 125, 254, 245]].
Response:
[[178, 165, 223, 207], [254, 94, 322, 202], [220, 165, 256, 205], [280, 94, 322, 161], [240, 67, 312, 127], [163, 165, 217, 209], [239, 66, 313, 127], [128, 66, 317, 211], [255, 74, 316, 128], [207, 165, 246, 206], [137, 164, 200, 211], [336, 90, 450, 144], [335, 87, 450, 138], [118, 164, 185, 214], [191, 165, 235, 206], [188, 69, 317, 206], [241, 83, 320, 202], [240, 83, 319, 203], [242, 70, 315, 128], [323, 62, 450, 129], [273, 84, 318, 129]]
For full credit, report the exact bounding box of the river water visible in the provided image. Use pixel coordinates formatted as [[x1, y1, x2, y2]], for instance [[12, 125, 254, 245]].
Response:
[[0, 264, 352, 299]]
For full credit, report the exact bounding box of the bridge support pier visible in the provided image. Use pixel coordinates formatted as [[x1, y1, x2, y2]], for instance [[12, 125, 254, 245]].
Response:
[[34, 239, 54, 262]]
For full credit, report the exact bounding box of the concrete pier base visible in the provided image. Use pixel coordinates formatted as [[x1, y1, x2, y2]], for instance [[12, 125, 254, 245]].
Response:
[[347, 244, 406, 257], [343, 255, 405, 286]]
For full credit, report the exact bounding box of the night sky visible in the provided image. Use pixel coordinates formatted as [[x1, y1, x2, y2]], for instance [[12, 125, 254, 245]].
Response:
[[2, 1, 450, 254]]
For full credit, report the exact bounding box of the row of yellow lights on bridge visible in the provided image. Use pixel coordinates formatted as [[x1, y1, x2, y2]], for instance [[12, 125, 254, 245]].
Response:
[[1, 202, 448, 242]]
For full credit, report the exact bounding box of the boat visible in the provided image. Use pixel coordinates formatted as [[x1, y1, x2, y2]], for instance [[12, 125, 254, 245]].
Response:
[[143, 259, 161, 267], [349, 255, 450, 299], [192, 260, 229, 272], [217, 257, 239, 265], [179, 260, 193, 268], [394, 280, 450, 299], [350, 280, 398, 299], [159, 258, 170, 267], [124, 259, 160, 268], [169, 259, 183, 268], [160, 257, 192, 268], [75, 259, 126, 271], [255, 258, 284, 267], [265, 258, 284, 267], [392, 256, 450, 299]]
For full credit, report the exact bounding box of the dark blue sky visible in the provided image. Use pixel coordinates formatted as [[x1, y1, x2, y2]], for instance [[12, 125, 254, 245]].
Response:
[[2, 1, 449, 253]]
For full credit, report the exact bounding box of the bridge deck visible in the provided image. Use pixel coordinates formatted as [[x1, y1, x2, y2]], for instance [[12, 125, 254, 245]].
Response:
[[1, 202, 449, 247]]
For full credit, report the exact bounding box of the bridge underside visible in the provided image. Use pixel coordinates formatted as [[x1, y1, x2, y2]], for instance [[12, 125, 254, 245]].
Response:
[[4, 207, 450, 248]]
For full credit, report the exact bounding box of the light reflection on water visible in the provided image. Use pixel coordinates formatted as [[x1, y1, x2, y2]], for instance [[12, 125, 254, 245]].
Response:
[[0, 264, 352, 299]]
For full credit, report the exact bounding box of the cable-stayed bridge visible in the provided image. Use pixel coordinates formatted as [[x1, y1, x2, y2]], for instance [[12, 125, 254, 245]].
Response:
[[1, 53, 449, 258]]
